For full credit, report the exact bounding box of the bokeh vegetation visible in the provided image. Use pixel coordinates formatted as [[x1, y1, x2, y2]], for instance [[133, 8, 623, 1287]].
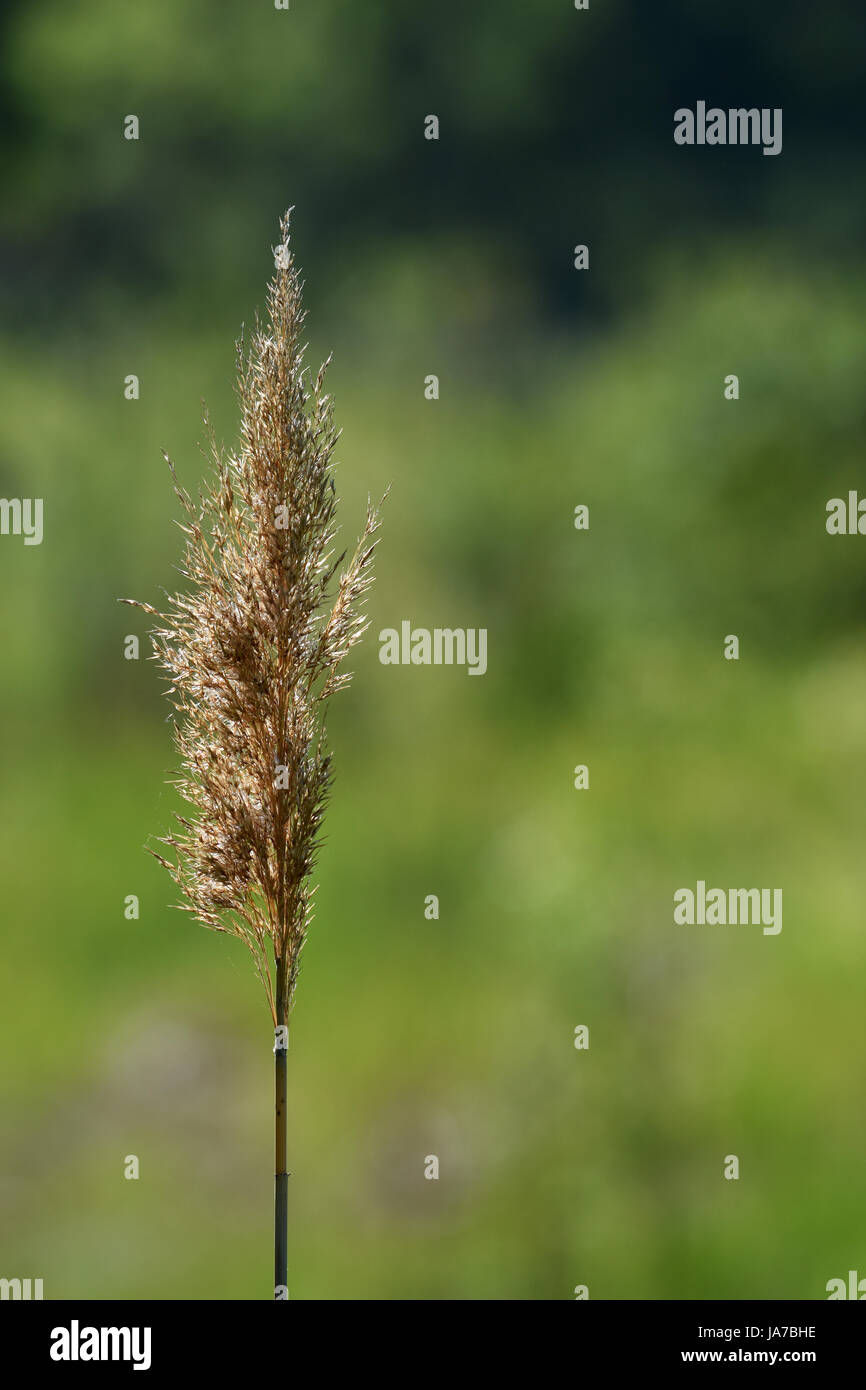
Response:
[[1, 0, 865, 1299]]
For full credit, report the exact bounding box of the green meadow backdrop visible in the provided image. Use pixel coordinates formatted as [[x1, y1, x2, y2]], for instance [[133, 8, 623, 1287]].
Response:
[[1, 0, 865, 1298]]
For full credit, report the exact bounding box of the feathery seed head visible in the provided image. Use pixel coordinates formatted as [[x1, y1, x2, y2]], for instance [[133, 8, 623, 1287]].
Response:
[[124, 212, 383, 1023]]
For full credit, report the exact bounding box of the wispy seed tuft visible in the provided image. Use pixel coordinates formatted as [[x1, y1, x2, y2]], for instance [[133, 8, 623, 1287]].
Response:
[[123, 210, 384, 1026]]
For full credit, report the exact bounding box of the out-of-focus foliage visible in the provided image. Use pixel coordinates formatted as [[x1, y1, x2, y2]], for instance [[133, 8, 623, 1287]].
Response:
[[1, 0, 865, 1300]]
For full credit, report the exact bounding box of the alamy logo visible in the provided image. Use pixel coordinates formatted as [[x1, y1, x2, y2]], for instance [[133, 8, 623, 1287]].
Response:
[[0, 497, 43, 545], [674, 103, 782, 156], [674, 881, 783, 935], [379, 621, 487, 675], [50, 1321, 152, 1372]]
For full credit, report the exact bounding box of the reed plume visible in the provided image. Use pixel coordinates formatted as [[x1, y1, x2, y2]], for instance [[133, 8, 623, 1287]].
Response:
[[124, 210, 383, 1296]]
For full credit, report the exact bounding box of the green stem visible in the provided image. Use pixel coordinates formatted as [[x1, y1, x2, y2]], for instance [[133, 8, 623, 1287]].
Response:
[[274, 956, 288, 1298]]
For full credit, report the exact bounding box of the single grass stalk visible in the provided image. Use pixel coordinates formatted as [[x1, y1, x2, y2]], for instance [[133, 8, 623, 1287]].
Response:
[[123, 210, 383, 1297]]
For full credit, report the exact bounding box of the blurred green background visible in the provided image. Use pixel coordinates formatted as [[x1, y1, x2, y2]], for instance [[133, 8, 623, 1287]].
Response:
[[2, 0, 866, 1300]]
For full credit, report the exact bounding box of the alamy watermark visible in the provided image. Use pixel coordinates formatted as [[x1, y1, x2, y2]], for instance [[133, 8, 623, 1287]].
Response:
[[826, 492, 866, 534], [674, 103, 782, 157], [826, 1270, 866, 1299], [674, 881, 783, 935], [0, 497, 42, 545], [0, 1276, 43, 1299], [379, 622, 487, 675]]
